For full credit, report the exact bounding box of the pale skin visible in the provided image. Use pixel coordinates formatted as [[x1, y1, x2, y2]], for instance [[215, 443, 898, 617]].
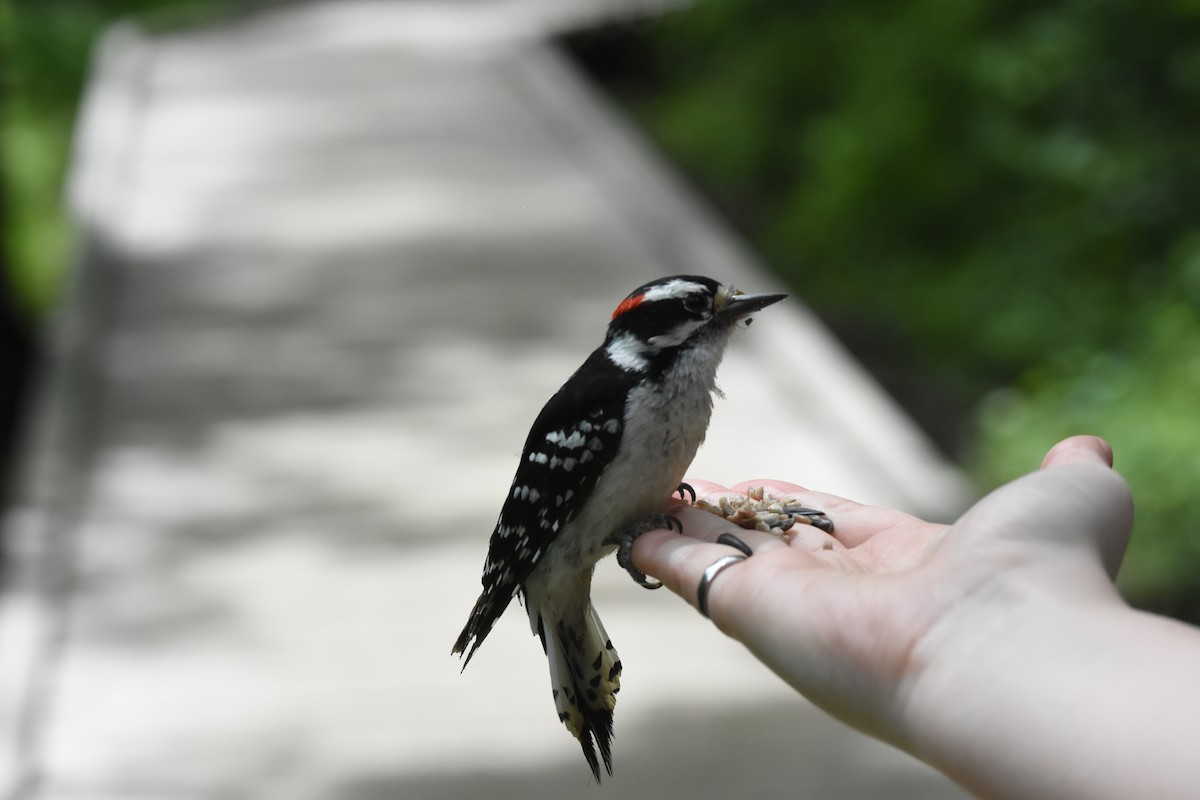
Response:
[[631, 435, 1200, 800]]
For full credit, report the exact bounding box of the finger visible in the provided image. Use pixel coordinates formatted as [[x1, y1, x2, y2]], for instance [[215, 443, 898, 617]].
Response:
[[674, 500, 851, 558], [732, 482, 894, 549], [729, 479, 810, 496], [629, 524, 736, 598], [632, 500, 843, 585], [694, 480, 934, 551], [1042, 464, 1133, 580], [1041, 435, 1114, 469], [673, 505, 793, 553], [630, 522, 826, 621], [630, 503, 795, 597], [1037, 437, 1129, 578], [959, 458, 1133, 583]]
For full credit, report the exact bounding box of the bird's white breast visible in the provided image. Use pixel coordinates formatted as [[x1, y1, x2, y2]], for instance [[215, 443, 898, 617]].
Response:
[[527, 332, 733, 602]]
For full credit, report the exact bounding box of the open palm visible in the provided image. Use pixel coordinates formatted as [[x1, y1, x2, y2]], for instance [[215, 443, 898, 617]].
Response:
[[632, 436, 1134, 748]]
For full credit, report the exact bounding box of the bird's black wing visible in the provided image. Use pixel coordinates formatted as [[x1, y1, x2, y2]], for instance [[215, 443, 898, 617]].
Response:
[[453, 347, 637, 663]]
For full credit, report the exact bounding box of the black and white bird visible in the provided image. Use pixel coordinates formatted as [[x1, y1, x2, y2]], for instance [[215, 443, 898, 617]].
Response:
[[452, 275, 786, 780]]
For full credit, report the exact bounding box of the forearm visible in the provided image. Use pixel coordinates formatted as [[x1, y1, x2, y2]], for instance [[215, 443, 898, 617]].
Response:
[[903, 597, 1200, 800]]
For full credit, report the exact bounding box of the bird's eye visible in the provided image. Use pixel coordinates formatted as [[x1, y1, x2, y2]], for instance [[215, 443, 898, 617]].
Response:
[[683, 294, 711, 316]]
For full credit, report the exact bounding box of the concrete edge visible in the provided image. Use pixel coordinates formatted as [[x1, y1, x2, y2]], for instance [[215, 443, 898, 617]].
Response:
[[0, 25, 153, 800]]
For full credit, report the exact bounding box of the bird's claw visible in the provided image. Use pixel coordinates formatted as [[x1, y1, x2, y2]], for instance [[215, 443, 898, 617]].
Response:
[[605, 514, 683, 590], [674, 482, 696, 503], [716, 532, 754, 556]]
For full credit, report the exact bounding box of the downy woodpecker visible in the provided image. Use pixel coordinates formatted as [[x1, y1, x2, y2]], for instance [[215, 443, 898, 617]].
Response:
[[453, 275, 786, 780]]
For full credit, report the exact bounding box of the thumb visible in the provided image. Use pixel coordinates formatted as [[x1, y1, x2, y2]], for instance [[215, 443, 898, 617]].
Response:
[[1041, 435, 1115, 469], [1037, 436, 1132, 580]]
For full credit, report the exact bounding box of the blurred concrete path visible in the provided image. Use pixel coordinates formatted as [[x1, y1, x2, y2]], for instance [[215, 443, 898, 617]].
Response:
[[1, 2, 971, 798]]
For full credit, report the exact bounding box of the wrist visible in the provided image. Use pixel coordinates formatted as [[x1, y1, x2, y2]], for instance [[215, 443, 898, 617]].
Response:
[[899, 577, 1199, 800]]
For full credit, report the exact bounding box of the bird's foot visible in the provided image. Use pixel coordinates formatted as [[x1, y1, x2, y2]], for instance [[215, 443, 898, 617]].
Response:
[[604, 514, 683, 590]]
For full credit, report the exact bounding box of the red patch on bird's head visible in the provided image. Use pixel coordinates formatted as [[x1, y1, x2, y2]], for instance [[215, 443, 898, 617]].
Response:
[[611, 293, 644, 320]]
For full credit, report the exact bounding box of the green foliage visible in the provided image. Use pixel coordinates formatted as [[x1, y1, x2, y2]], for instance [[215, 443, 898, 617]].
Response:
[[600, 0, 1200, 615], [3, 106, 74, 313], [977, 303, 1200, 615], [1, 0, 235, 314]]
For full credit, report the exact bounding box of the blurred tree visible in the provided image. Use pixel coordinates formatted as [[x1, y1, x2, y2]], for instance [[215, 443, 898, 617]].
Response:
[[1, 0, 38, 517], [1, 0, 234, 514], [569, 0, 1200, 617], [2, 0, 237, 314]]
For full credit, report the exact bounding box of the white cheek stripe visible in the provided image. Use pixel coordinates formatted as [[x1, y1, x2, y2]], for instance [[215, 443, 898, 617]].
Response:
[[605, 331, 650, 372]]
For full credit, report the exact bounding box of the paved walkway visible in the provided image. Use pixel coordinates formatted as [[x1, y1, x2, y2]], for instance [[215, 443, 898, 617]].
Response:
[[2, 3, 970, 798]]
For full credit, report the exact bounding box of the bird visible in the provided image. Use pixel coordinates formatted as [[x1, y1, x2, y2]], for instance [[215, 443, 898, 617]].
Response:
[[452, 275, 787, 781]]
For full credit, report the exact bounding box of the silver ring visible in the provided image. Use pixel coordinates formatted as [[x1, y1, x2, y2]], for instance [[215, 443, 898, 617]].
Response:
[[697, 554, 747, 619]]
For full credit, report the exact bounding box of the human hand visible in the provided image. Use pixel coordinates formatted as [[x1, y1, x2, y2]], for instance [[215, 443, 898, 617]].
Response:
[[632, 435, 1134, 753]]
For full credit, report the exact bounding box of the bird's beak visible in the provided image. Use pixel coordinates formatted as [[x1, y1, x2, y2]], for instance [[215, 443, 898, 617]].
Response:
[[716, 291, 787, 322]]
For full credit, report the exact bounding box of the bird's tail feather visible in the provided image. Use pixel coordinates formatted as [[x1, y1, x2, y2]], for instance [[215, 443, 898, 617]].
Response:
[[545, 604, 622, 781], [452, 586, 513, 669]]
